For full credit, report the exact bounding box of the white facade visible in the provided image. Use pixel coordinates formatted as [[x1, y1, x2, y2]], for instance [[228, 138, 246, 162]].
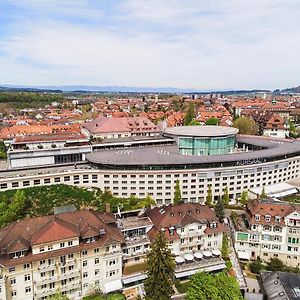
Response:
[[0, 241, 123, 300], [0, 156, 299, 205], [234, 208, 300, 267], [263, 128, 289, 139]]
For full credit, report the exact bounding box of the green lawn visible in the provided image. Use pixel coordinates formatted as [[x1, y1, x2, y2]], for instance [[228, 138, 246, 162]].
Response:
[[175, 280, 190, 294], [83, 293, 125, 300], [123, 262, 148, 276], [282, 194, 300, 203]]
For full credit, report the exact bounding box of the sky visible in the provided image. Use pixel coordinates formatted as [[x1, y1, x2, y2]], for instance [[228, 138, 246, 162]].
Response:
[[0, 0, 300, 90]]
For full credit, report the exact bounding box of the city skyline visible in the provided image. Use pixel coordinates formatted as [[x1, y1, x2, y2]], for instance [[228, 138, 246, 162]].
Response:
[[0, 1, 300, 90]]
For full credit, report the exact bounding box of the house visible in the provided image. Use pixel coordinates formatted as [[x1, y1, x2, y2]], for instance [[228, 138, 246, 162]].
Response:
[[82, 116, 159, 139]]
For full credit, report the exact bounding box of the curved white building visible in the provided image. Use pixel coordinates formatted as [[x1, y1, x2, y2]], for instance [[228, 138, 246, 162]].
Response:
[[0, 126, 299, 205]]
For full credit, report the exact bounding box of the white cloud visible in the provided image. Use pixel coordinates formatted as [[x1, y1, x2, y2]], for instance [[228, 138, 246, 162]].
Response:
[[1, 0, 300, 89]]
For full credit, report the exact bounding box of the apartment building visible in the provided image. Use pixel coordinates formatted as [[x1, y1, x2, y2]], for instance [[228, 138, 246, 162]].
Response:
[[144, 204, 226, 254], [0, 203, 229, 300], [0, 210, 124, 300], [234, 199, 300, 267]]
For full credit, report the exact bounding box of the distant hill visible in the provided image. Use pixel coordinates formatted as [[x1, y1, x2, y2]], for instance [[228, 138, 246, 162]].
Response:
[[280, 85, 300, 94], [0, 84, 271, 95]]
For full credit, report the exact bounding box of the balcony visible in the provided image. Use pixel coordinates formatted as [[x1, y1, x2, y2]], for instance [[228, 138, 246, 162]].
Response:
[[61, 270, 81, 278], [35, 287, 56, 298], [35, 275, 59, 285], [59, 259, 76, 267], [38, 263, 57, 271], [61, 281, 81, 291]]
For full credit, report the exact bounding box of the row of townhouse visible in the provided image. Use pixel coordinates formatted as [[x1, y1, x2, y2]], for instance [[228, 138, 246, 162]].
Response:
[[0, 203, 228, 300], [233, 198, 300, 267]]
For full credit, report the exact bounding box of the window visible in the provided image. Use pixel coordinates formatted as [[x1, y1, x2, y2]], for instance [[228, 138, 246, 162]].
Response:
[[49, 282, 55, 289], [83, 272, 88, 278], [60, 242, 65, 248], [94, 248, 99, 253], [95, 257, 100, 264], [95, 269, 100, 276], [25, 286, 31, 294], [10, 278, 16, 285], [24, 274, 31, 281], [83, 260, 87, 267], [68, 241, 73, 246], [11, 290, 17, 297], [24, 263, 30, 269]]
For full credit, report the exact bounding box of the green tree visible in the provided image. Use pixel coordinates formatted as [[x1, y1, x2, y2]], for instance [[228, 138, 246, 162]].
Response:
[[144, 230, 175, 300], [260, 186, 267, 198], [215, 197, 225, 222], [143, 194, 156, 208], [173, 179, 182, 205], [249, 257, 264, 274], [205, 117, 219, 126], [288, 119, 298, 138], [184, 102, 195, 125], [186, 272, 243, 300], [267, 258, 284, 271], [223, 186, 230, 205], [0, 141, 7, 160], [233, 116, 259, 135], [214, 272, 243, 300], [47, 291, 69, 300], [205, 185, 212, 206], [189, 119, 201, 126], [221, 232, 229, 260], [240, 190, 248, 205], [186, 272, 219, 300]]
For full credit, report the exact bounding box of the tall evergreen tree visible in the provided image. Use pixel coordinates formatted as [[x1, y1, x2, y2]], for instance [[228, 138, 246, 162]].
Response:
[[221, 232, 229, 259], [184, 102, 195, 125], [205, 185, 212, 205], [240, 190, 248, 205], [144, 230, 175, 300], [215, 197, 225, 222], [260, 186, 267, 198], [222, 186, 230, 205], [173, 179, 182, 205]]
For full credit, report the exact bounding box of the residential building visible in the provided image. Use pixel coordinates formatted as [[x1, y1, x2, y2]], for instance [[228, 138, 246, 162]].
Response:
[[82, 116, 159, 139], [234, 199, 300, 266], [0, 210, 124, 300]]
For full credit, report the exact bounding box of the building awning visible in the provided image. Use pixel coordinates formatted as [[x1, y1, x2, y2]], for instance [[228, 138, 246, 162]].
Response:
[[249, 183, 298, 198], [237, 251, 250, 260], [104, 279, 123, 293], [175, 269, 197, 278], [122, 274, 146, 285], [175, 263, 226, 278], [203, 263, 226, 272]]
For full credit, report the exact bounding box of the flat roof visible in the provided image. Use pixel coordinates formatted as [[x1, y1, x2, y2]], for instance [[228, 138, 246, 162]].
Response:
[[86, 136, 300, 167], [164, 125, 238, 137]]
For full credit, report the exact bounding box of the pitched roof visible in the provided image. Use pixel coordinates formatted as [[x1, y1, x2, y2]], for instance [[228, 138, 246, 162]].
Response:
[[0, 210, 124, 266], [144, 203, 218, 228], [83, 116, 157, 134], [245, 199, 298, 226]]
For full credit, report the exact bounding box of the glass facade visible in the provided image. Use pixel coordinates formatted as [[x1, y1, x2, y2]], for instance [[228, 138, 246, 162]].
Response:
[[179, 136, 235, 155]]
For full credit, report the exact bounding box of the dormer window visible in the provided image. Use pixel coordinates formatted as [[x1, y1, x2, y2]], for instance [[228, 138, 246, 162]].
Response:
[[86, 237, 95, 244], [275, 216, 281, 223], [12, 251, 26, 259], [265, 215, 271, 222], [255, 214, 260, 221]]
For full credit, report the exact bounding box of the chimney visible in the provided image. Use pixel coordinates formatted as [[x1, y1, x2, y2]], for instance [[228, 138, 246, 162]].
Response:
[[105, 202, 111, 213]]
